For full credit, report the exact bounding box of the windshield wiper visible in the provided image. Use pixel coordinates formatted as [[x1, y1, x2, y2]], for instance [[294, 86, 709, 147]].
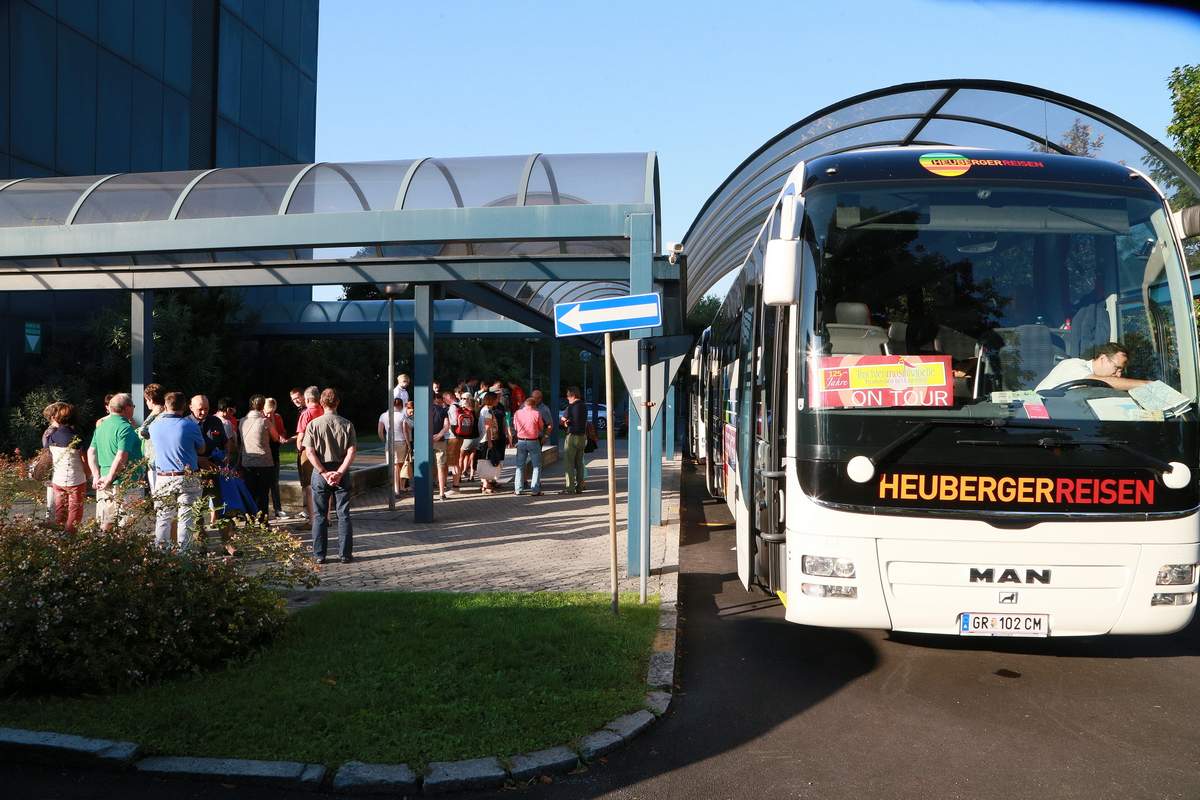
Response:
[[859, 419, 1075, 474], [957, 435, 1177, 477]]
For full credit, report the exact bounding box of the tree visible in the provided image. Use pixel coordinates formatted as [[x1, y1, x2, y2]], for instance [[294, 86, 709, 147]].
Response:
[[1166, 65, 1200, 174], [686, 295, 721, 339], [1031, 118, 1104, 157], [1145, 64, 1200, 212]]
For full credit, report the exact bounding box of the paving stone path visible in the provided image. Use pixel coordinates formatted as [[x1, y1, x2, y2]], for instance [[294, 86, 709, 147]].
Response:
[[286, 442, 680, 597]]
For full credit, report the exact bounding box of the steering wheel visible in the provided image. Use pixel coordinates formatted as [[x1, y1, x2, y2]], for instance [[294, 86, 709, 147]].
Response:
[[1045, 378, 1110, 392]]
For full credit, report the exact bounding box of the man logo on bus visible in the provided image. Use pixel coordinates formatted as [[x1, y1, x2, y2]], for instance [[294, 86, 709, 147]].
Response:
[[920, 153, 972, 177]]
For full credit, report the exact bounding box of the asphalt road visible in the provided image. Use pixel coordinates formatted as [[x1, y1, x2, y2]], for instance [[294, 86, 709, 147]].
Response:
[[5, 463, 1200, 799]]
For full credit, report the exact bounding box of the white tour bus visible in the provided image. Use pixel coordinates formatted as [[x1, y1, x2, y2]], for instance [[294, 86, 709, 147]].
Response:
[[692, 146, 1200, 637]]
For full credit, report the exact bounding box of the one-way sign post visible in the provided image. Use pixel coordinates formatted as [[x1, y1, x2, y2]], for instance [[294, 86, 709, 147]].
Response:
[[612, 334, 692, 604], [555, 293, 665, 613]]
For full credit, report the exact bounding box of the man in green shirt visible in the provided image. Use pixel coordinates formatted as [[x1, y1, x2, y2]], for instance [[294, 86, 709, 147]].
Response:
[[87, 393, 145, 531]]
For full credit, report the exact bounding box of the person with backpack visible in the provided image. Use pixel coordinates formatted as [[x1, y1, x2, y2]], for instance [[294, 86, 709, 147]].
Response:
[[454, 394, 479, 485], [443, 389, 468, 495]]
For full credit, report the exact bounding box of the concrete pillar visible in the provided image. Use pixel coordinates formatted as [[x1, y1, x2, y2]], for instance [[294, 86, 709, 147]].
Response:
[[130, 290, 154, 419], [413, 285, 434, 522]]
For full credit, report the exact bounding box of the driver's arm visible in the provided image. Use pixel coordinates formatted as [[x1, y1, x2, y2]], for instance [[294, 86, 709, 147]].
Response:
[[1092, 375, 1151, 391]]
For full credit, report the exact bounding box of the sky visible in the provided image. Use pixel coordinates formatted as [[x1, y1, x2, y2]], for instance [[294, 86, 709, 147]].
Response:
[[312, 0, 1200, 301]]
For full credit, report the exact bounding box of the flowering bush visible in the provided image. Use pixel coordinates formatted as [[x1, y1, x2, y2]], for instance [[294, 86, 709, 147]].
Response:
[[0, 490, 318, 695]]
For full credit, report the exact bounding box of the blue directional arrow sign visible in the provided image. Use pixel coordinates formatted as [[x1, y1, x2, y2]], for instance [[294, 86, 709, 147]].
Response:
[[554, 293, 662, 337]]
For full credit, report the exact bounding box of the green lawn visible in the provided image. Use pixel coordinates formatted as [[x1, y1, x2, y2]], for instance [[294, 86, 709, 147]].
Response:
[[0, 591, 660, 769]]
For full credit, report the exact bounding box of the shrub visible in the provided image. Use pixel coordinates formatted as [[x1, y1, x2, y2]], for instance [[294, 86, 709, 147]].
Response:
[[0, 493, 319, 695]]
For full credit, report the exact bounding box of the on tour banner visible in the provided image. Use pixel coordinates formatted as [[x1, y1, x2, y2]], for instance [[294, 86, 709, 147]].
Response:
[[811, 355, 953, 409]]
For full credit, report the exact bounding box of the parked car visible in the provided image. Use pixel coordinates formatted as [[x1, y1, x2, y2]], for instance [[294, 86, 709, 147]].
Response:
[[558, 401, 627, 436]]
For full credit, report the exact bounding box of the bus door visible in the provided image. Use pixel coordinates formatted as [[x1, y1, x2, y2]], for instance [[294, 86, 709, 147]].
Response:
[[752, 302, 788, 593], [735, 277, 759, 589]]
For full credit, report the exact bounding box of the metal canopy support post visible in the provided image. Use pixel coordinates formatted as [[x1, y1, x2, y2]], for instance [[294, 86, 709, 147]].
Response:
[[626, 212, 654, 579], [549, 339, 561, 446], [413, 285, 434, 522], [130, 290, 154, 416], [387, 297, 396, 513]]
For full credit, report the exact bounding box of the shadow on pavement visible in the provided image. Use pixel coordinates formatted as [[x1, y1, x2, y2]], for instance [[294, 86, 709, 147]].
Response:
[[888, 613, 1200, 659]]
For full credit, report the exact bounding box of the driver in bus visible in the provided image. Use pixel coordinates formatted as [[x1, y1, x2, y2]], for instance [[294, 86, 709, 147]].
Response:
[[1035, 342, 1151, 392]]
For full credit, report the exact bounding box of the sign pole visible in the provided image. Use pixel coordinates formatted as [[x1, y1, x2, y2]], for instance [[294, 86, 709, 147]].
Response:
[[639, 339, 652, 605], [605, 332, 618, 616]]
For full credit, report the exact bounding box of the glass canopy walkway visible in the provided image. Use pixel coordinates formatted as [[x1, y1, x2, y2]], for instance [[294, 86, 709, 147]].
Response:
[[683, 79, 1200, 310], [0, 152, 677, 549]]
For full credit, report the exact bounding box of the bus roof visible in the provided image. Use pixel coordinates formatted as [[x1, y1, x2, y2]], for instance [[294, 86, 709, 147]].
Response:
[[803, 147, 1156, 195]]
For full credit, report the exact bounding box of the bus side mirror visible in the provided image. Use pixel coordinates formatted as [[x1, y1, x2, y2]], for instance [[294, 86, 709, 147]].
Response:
[[763, 239, 802, 306], [1181, 205, 1200, 239]]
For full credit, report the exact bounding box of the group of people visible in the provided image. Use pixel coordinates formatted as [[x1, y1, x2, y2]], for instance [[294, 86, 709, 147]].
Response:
[[37, 383, 358, 566], [379, 374, 595, 501], [36, 372, 598, 563]]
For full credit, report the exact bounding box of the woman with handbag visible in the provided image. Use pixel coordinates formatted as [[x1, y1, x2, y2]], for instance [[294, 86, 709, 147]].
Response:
[[476, 392, 506, 493]]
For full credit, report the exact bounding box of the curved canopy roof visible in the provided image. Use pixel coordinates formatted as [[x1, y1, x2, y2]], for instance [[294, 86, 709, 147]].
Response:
[[0, 152, 661, 317], [682, 79, 1200, 310], [0, 153, 657, 227]]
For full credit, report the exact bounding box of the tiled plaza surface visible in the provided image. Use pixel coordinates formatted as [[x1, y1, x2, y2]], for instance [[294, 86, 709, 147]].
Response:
[[290, 442, 680, 597]]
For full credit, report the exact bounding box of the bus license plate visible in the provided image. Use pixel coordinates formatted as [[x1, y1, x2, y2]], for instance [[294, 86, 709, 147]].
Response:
[[960, 612, 1049, 637]]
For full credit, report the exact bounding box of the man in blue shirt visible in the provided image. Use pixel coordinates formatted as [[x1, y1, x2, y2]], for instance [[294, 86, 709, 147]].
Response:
[[149, 391, 206, 548]]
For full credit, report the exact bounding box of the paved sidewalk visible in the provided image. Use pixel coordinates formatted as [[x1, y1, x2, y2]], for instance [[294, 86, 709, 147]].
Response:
[[291, 442, 679, 597]]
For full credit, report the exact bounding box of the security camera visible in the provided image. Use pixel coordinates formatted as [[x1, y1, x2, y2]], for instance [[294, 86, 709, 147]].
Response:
[[668, 241, 684, 254]]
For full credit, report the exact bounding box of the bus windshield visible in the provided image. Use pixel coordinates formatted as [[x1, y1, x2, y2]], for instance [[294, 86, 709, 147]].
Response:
[[798, 180, 1198, 485]]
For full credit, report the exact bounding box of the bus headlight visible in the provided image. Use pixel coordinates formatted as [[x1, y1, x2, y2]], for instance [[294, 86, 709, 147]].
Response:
[[803, 555, 856, 579], [1151, 592, 1194, 606], [801, 583, 858, 599], [1156, 564, 1196, 585]]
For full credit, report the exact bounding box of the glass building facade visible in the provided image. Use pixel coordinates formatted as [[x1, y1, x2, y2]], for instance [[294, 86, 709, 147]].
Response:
[[0, 0, 318, 404], [0, 0, 317, 177]]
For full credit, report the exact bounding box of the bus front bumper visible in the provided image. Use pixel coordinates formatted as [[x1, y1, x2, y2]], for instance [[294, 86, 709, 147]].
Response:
[[784, 534, 1200, 636]]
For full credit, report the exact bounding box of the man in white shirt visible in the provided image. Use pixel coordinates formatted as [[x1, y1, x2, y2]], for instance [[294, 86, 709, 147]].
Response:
[[1035, 343, 1150, 392], [378, 397, 409, 496], [393, 374, 411, 403]]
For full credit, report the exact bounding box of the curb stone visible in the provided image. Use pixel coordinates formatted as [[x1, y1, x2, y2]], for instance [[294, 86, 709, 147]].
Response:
[[507, 746, 579, 781], [645, 690, 672, 715], [0, 728, 140, 767], [135, 756, 326, 789], [577, 729, 624, 761], [423, 756, 507, 795], [332, 761, 419, 794], [604, 710, 656, 742]]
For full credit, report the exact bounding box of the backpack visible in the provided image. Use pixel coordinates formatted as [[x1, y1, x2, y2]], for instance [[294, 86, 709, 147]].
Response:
[[452, 406, 476, 438]]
